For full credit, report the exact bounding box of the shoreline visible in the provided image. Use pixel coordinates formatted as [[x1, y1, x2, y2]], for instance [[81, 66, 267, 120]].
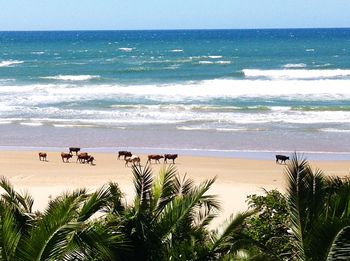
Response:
[[1, 145, 350, 161]]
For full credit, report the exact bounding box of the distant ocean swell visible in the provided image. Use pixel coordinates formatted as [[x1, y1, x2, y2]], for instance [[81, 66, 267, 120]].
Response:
[[1, 29, 350, 153], [1, 83, 350, 129]]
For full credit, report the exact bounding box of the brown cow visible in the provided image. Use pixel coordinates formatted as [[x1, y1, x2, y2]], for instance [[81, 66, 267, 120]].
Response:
[[86, 156, 95, 165], [164, 154, 178, 164], [118, 151, 132, 160], [76, 152, 89, 163], [61, 152, 72, 163], [125, 156, 141, 167], [38, 152, 47, 161], [147, 154, 164, 164]]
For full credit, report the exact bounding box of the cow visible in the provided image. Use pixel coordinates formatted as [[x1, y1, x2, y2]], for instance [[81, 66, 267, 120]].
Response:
[[61, 152, 73, 163], [69, 147, 81, 155], [164, 154, 178, 164], [38, 152, 47, 161], [276, 155, 289, 164], [125, 155, 141, 167], [147, 154, 164, 164], [118, 151, 132, 160], [86, 156, 95, 165], [76, 152, 89, 163]]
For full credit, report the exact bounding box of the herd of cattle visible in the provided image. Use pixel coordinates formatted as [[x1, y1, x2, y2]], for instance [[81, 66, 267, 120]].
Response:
[[38, 147, 179, 167], [38, 147, 290, 166]]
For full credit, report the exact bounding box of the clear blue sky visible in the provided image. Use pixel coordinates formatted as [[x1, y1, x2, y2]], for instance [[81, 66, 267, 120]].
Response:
[[1, 0, 350, 30]]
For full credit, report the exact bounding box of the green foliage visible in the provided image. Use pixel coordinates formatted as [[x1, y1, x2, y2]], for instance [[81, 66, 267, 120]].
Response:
[[246, 190, 297, 260], [1, 155, 350, 261]]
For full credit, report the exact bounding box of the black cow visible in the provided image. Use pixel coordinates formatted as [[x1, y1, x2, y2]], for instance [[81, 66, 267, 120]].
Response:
[[276, 155, 289, 164], [118, 151, 132, 160], [164, 154, 178, 164], [69, 147, 81, 155]]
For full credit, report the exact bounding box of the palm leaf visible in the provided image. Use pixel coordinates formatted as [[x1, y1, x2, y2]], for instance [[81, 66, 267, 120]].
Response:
[[151, 164, 177, 216], [326, 226, 350, 261], [132, 164, 153, 212], [209, 211, 254, 255], [18, 191, 84, 260], [0, 208, 22, 260], [158, 177, 217, 239], [77, 185, 112, 222], [0, 176, 34, 214]]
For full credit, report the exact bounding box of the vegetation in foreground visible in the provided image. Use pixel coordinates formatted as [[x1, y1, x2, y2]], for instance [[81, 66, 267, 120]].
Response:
[[0, 153, 349, 260]]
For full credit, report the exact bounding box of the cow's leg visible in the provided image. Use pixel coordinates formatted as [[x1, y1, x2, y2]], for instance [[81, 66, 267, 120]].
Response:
[[172, 159, 175, 164]]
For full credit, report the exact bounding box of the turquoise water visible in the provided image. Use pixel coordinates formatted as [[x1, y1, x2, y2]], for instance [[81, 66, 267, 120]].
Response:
[[1, 29, 350, 153]]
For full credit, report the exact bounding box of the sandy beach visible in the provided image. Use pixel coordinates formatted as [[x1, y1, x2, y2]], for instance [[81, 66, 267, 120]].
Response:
[[0, 150, 349, 224]]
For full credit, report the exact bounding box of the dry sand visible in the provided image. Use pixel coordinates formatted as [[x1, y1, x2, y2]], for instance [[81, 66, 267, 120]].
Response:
[[0, 151, 349, 224]]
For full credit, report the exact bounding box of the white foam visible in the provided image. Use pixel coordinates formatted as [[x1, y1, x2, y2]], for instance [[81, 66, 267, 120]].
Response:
[[282, 63, 306, 68], [0, 120, 12, 124], [243, 69, 350, 80], [118, 47, 133, 52], [20, 122, 43, 126], [0, 60, 24, 67], [306, 49, 315, 52], [170, 49, 183, 52], [215, 61, 231, 64], [31, 51, 45, 55], [319, 128, 350, 133], [3, 79, 350, 106], [198, 61, 213, 64], [208, 55, 222, 59], [177, 126, 211, 131], [41, 75, 100, 81], [52, 124, 95, 128]]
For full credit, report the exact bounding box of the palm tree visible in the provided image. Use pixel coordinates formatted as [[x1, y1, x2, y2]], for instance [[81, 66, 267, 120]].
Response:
[[285, 153, 350, 260], [0, 177, 129, 261], [106, 163, 262, 261]]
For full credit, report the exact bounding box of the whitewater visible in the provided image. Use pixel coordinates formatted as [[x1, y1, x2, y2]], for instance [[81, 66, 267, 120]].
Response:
[[1, 29, 350, 154]]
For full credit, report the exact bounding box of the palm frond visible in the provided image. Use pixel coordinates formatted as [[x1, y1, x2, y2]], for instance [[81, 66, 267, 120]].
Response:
[[158, 177, 217, 239], [132, 164, 153, 212], [68, 223, 130, 261], [0, 176, 33, 213], [77, 185, 112, 222], [105, 182, 125, 215], [174, 174, 195, 196], [0, 208, 22, 260], [18, 191, 84, 260], [285, 153, 311, 260], [152, 164, 177, 216], [210, 211, 254, 254], [326, 226, 350, 261]]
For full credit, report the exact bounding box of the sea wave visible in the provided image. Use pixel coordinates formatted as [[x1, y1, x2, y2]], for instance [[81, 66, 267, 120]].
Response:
[[282, 63, 306, 68], [198, 61, 213, 64], [41, 75, 100, 81], [2, 79, 350, 104], [169, 49, 183, 52], [118, 47, 133, 52], [0, 60, 24, 67], [243, 69, 350, 80], [319, 128, 350, 133]]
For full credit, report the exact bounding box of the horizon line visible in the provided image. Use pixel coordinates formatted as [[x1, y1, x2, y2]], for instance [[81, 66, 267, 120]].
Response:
[[1, 26, 350, 32]]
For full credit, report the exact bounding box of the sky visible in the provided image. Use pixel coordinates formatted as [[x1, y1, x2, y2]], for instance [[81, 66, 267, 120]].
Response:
[[1, 0, 350, 30]]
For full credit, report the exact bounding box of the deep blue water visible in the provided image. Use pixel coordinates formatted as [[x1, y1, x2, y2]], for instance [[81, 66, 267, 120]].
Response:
[[1, 29, 350, 153]]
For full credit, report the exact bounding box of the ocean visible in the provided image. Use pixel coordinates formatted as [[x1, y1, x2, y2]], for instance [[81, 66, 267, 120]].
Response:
[[1, 29, 350, 157]]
